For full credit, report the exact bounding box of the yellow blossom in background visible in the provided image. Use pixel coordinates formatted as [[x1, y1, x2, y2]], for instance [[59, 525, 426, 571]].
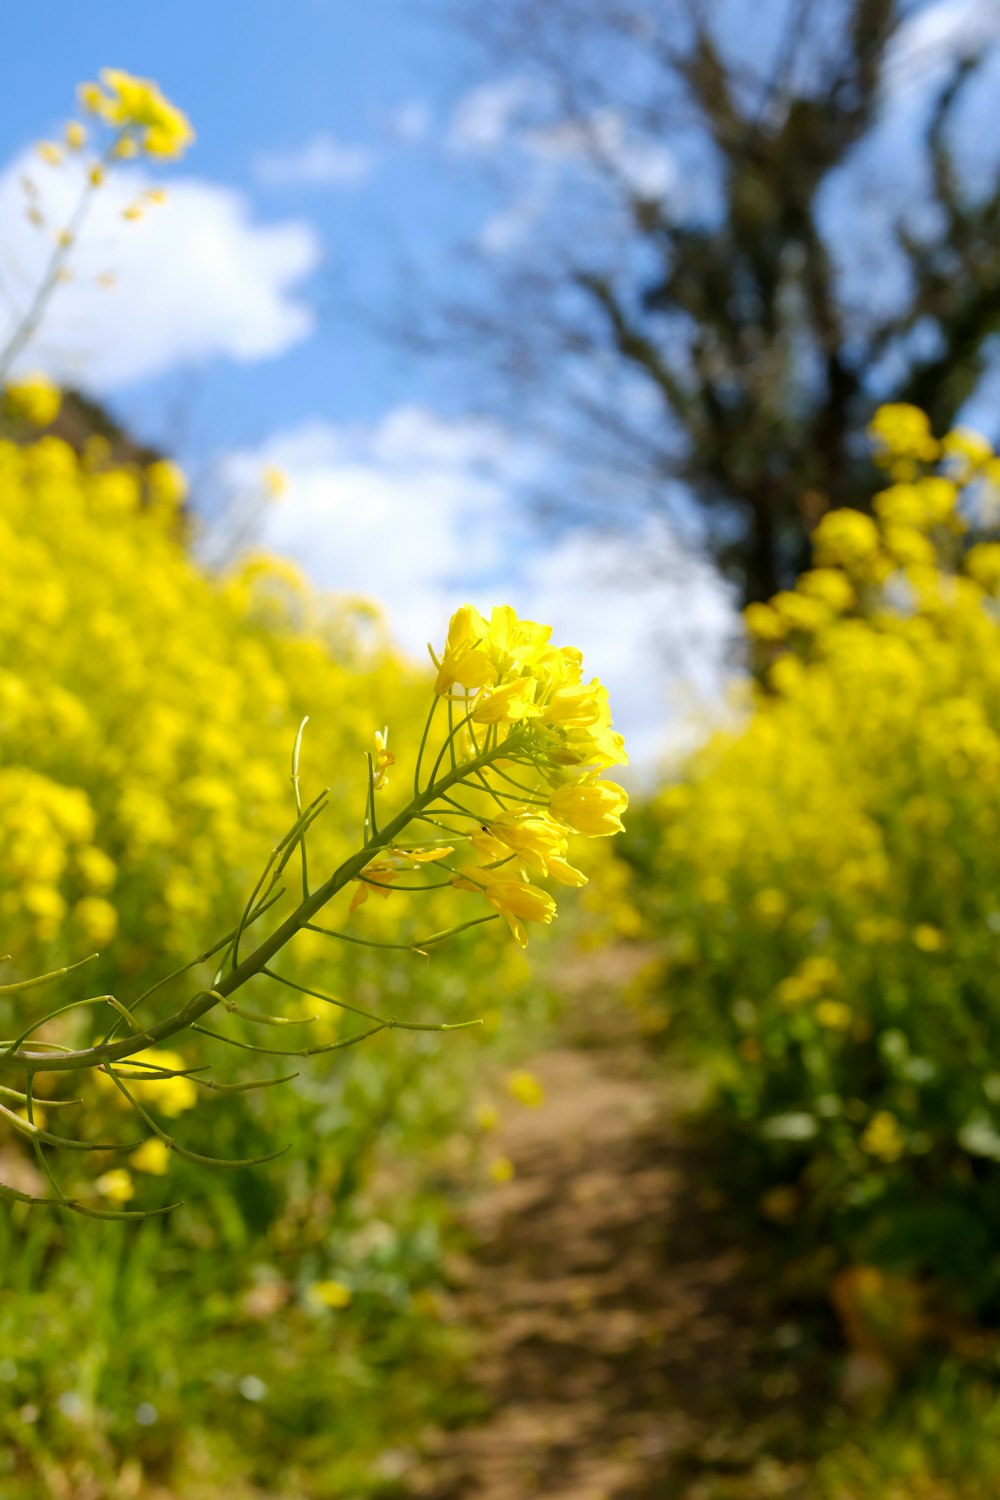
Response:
[[3, 373, 61, 427], [868, 402, 940, 475], [506, 1070, 545, 1108], [145, 458, 188, 510], [95, 1049, 197, 1117], [488, 1155, 515, 1184], [636, 405, 1000, 1306], [812, 508, 883, 575], [79, 69, 194, 160], [744, 602, 786, 642], [129, 1138, 170, 1175], [96, 1168, 135, 1203], [860, 1112, 906, 1163], [263, 464, 288, 499], [309, 1280, 353, 1309]]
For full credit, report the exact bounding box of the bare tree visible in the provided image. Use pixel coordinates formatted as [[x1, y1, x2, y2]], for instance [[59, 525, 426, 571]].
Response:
[[421, 0, 1000, 601]]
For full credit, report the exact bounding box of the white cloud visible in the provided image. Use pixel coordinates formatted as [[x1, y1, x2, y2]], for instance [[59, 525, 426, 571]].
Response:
[[883, 0, 1000, 100], [477, 193, 546, 255], [216, 406, 735, 775], [524, 109, 676, 199], [389, 100, 432, 145], [0, 151, 320, 390], [253, 133, 375, 187], [448, 76, 543, 153]]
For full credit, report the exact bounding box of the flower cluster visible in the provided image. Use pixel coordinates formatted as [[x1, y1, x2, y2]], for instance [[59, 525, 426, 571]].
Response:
[[425, 604, 628, 945], [1, 72, 191, 392], [76, 68, 194, 160], [2, 373, 61, 428], [0, 433, 627, 1210], [637, 403, 1000, 1312]]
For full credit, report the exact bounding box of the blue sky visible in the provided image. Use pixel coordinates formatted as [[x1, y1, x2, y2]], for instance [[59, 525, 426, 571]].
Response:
[[2, 0, 998, 771], [0, 0, 485, 447]]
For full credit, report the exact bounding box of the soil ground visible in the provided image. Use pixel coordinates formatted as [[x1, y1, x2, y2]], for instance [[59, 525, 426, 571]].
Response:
[[409, 967, 832, 1500]]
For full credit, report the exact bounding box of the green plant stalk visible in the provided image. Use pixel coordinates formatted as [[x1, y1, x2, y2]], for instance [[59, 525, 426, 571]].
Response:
[[0, 735, 522, 1076]]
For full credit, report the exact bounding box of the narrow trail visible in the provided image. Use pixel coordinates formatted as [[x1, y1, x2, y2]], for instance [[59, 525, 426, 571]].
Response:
[[410, 977, 824, 1500]]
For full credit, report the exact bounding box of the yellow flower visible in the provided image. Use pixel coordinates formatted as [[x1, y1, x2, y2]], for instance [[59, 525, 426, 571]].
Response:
[[943, 426, 992, 472], [350, 844, 453, 913], [488, 1155, 515, 1183], [797, 569, 855, 612], [478, 809, 586, 886], [912, 924, 945, 953], [770, 591, 831, 634], [64, 121, 87, 150], [752, 887, 787, 922], [868, 403, 940, 469], [37, 141, 63, 166], [882, 525, 935, 568], [96, 1168, 135, 1204], [96, 1049, 197, 1117], [967, 544, 1000, 593], [77, 82, 106, 114], [548, 779, 628, 837], [4, 374, 61, 427], [130, 1138, 170, 1175], [74, 895, 118, 945], [145, 458, 188, 510], [91, 69, 195, 160], [433, 604, 497, 694], [470, 678, 539, 725], [744, 602, 787, 641], [263, 463, 287, 499], [816, 1000, 852, 1030], [452, 866, 556, 947], [860, 1111, 906, 1163], [538, 679, 609, 729], [812, 509, 883, 573], [506, 1070, 544, 1108], [372, 726, 394, 790], [310, 1279, 352, 1309]]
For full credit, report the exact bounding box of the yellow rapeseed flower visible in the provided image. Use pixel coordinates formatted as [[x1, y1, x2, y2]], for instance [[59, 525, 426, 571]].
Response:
[[548, 779, 628, 837], [506, 1070, 544, 1108], [452, 866, 556, 948], [130, 1138, 170, 1174], [310, 1279, 352, 1309], [3, 373, 61, 427], [96, 1168, 135, 1203]]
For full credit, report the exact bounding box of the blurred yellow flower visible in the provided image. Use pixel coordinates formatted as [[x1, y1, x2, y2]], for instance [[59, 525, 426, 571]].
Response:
[[860, 1112, 906, 1163], [130, 1138, 170, 1175], [310, 1279, 352, 1309], [96, 1168, 135, 1203], [3, 373, 61, 427], [506, 1070, 545, 1108]]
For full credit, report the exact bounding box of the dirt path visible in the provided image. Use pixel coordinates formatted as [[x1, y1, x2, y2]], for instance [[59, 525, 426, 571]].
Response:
[[410, 995, 823, 1500]]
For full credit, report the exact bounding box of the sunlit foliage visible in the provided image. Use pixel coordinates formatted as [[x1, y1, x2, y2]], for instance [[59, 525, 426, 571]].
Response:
[[638, 406, 1000, 1315]]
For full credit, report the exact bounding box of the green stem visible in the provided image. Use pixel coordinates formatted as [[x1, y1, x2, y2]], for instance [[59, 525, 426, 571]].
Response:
[[0, 738, 517, 1074]]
